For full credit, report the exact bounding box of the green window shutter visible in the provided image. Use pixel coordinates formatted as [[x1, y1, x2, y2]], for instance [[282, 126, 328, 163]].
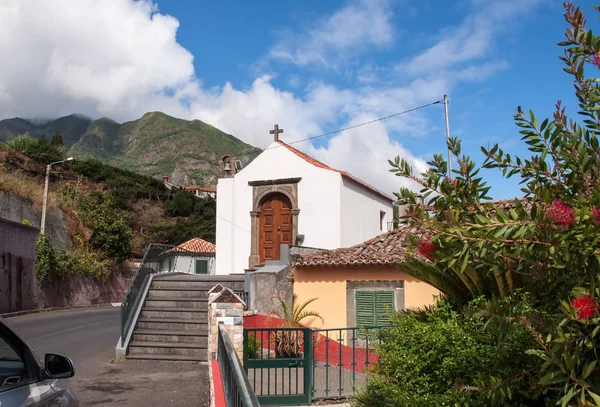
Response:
[[374, 291, 395, 325], [356, 291, 375, 327], [195, 259, 208, 274]]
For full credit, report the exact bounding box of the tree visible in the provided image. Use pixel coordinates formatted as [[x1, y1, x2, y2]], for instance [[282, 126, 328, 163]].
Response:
[[369, 2, 600, 405], [51, 131, 63, 147]]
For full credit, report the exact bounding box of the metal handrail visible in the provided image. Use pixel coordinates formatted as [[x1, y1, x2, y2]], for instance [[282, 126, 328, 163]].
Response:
[[218, 324, 260, 407], [120, 243, 176, 346]]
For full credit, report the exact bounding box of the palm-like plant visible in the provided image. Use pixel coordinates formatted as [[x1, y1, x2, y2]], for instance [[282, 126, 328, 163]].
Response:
[[273, 293, 324, 327], [271, 294, 323, 358]]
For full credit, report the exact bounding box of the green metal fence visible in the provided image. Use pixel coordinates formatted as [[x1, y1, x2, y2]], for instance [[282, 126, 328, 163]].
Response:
[[311, 326, 387, 400], [243, 325, 388, 405], [244, 327, 313, 405], [218, 324, 261, 407]]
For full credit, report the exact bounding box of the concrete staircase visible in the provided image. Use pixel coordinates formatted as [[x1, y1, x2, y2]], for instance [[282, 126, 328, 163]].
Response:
[[126, 274, 245, 361]]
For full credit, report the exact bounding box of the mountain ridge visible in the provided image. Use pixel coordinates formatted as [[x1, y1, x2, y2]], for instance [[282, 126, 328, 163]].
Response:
[[0, 112, 261, 187]]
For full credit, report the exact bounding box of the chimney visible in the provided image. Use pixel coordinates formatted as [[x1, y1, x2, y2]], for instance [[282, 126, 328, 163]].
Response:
[[162, 176, 169, 183]]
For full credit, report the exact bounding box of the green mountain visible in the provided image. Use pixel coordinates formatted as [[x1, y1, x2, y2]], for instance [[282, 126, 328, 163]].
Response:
[[0, 114, 93, 147], [0, 112, 261, 187]]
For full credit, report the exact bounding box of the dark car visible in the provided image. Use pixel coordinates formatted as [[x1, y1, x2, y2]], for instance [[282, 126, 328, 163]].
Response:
[[0, 316, 77, 406]]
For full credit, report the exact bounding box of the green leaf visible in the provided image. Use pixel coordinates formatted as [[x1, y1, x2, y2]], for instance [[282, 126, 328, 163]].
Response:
[[589, 391, 600, 406], [583, 360, 597, 380]]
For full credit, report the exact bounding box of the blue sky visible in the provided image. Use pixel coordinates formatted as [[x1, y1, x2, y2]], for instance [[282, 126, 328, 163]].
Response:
[[0, 0, 596, 198]]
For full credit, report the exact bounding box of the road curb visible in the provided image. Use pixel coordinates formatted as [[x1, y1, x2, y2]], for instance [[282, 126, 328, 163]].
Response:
[[2, 303, 119, 318]]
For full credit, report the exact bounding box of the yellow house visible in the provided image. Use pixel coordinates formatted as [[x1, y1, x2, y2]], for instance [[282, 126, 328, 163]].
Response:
[[291, 225, 439, 330]]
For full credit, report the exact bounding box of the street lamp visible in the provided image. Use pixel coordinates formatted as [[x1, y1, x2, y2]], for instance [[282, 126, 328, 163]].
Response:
[[40, 157, 73, 234]]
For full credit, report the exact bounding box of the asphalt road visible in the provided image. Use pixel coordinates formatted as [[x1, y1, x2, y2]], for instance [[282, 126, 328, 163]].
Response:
[[4, 307, 209, 406], [5, 307, 120, 399]]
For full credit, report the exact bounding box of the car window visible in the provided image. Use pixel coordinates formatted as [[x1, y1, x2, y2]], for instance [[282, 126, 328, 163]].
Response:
[[0, 331, 25, 389]]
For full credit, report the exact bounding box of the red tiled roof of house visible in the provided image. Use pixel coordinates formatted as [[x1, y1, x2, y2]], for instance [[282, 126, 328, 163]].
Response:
[[183, 186, 216, 193], [291, 197, 530, 268], [169, 237, 216, 255], [290, 224, 429, 268], [277, 140, 394, 202]]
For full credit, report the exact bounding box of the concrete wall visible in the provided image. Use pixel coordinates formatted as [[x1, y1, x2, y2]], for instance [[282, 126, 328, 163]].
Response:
[[0, 191, 72, 250], [340, 177, 394, 247], [159, 255, 216, 275], [0, 218, 42, 313], [247, 266, 292, 315], [0, 216, 131, 314], [216, 142, 341, 275], [293, 265, 439, 330]]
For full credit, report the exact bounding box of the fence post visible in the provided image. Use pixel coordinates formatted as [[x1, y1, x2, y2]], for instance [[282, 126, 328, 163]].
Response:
[[304, 327, 313, 405]]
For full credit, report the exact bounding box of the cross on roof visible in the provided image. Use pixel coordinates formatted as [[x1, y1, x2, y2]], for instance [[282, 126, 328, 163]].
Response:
[[269, 124, 283, 141]]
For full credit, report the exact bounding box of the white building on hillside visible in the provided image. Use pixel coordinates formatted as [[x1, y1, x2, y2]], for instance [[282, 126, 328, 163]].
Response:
[[215, 125, 394, 275], [159, 237, 216, 275]]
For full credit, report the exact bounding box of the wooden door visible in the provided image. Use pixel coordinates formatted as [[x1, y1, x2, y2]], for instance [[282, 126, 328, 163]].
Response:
[[259, 193, 293, 263]]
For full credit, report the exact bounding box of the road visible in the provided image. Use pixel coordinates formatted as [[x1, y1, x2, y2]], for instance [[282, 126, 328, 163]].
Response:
[[4, 307, 209, 406], [6, 307, 120, 396]]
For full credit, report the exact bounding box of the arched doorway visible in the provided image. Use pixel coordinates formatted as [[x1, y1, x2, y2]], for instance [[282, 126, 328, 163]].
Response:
[[259, 193, 293, 263]]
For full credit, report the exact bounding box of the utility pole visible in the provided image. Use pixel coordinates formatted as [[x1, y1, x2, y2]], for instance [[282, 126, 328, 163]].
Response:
[[444, 94, 452, 179], [40, 157, 73, 234]]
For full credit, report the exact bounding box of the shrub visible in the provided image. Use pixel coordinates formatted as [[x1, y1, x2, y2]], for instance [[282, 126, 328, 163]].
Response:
[[77, 192, 133, 263], [354, 298, 540, 407], [246, 333, 262, 359], [35, 234, 55, 283]]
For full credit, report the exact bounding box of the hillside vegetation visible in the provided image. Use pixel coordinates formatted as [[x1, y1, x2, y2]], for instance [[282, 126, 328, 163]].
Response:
[[0, 137, 216, 282], [0, 111, 261, 187]]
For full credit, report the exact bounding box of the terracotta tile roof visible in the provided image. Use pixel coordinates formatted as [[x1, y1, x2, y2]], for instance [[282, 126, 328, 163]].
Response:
[[290, 224, 429, 268], [291, 198, 530, 268], [183, 186, 216, 193], [168, 237, 216, 255], [277, 141, 394, 202]]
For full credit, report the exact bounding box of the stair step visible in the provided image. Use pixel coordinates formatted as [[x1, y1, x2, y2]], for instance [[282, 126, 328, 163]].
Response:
[[134, 329, 208, 336], [143, 307, 206, 312], [136, 319, 208, 331], [137, 317, 206, 323], [125, 354, 206, 362], [149, 287, 209, 292], [129, 341, 207, 349], [147, 290, 208, 299], [141, 309, 208, 319], [144, 300, 207, 309], [128, 344, 207, 358], [133, 333, 208, 343]]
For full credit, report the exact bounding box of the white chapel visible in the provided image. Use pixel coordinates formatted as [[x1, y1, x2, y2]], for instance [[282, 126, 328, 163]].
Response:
[[215, 125, 394, 275]]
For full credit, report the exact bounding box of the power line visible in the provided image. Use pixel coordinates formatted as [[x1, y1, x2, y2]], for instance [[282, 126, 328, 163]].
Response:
[[268, 99, 442, 149]]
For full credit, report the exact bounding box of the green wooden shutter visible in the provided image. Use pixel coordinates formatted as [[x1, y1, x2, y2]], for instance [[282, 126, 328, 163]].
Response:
[[356, 291, 375, 327], [374, 291, 395, 325], [195, 259, 208, 274]]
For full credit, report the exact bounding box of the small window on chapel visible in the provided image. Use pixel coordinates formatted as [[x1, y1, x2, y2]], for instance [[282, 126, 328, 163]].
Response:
[[380, 211, 386, 231]]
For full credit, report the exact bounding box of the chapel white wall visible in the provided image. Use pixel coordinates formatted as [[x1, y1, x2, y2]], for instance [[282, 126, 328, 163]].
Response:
[[215, 142, 342, 275], [340, 177, 394, 247]]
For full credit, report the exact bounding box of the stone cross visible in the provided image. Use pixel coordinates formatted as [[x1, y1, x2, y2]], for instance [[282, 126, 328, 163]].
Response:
[[270, 124, 283, 141]]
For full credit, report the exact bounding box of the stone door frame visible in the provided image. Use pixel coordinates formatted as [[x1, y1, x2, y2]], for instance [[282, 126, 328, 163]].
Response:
[[248, 177, 301, 269]]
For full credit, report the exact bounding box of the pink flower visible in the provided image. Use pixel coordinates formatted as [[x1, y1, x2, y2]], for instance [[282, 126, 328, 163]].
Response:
[[417, 241, 436, 260], [571, 295, 598, 320], [592, 207, 600, 224], [546, 199, 576, 226], [593, 54, 600, 68]]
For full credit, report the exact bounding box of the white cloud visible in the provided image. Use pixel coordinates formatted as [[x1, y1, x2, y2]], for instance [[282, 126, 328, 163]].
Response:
[[0, 0, 194, 120], [266, 0, 395, 68], [396, 0, 541, 77], [307, 117, 429, 194], [0, 0, 539, 197]]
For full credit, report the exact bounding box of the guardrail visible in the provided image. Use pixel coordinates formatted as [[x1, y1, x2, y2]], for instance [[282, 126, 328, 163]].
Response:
[[218, 324, 261, 407], [120, 243, 176, 346]]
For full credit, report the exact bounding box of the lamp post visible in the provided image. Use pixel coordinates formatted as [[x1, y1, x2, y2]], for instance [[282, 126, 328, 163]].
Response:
[[40, 157, 73, 234]]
